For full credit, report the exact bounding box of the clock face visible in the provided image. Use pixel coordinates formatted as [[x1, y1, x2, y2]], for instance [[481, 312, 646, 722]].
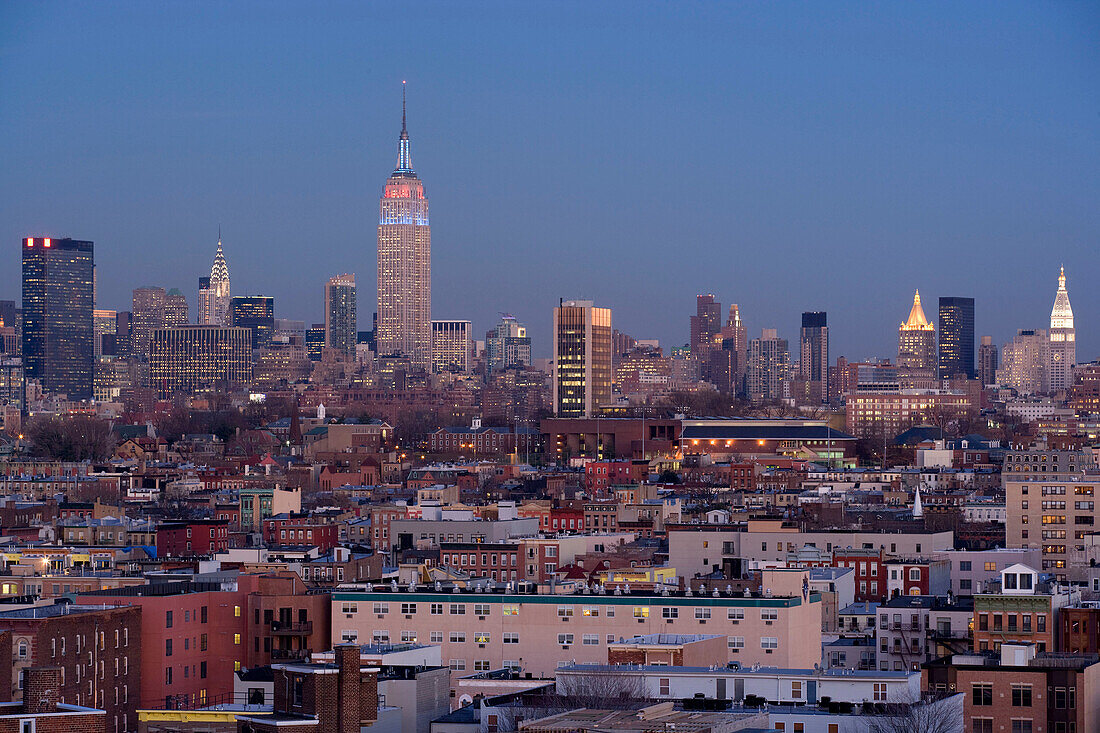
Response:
[[1053, 353, 1062, 362]]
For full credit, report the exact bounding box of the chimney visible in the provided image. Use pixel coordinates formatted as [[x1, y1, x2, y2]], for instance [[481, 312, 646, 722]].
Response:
[[335, 644, 361, 733], [23, 667, 61, 713]]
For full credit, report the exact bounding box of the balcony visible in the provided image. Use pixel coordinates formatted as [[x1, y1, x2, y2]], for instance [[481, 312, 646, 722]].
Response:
[[272, 621, 313, 635], [271, 648, 310, 660]]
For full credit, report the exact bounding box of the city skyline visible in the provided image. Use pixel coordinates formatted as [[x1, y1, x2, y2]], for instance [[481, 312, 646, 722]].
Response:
[[1, 2, 1098, 362]]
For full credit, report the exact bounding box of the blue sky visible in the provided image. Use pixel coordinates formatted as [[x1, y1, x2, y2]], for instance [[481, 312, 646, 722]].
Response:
[[1, 1, 1098, 360]]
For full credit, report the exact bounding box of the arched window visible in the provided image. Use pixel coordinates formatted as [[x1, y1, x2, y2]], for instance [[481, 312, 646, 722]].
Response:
[[17, 641, 27, 659]]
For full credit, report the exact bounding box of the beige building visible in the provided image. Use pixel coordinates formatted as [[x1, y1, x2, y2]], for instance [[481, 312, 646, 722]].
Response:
[[998, 329, 1049, 395], [897, 290, 936, 383], [430, 320, 471, 374], [332, 569, 823, 684], [844, 389, 971, 439], [1004, 446, 1099, 578]]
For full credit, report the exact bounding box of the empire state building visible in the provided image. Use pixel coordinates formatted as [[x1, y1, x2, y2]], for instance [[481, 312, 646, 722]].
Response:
[[377, 84, 431, 371]]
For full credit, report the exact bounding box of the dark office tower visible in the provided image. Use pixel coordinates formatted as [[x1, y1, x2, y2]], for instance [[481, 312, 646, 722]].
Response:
[[799, 312, 829, 403], [165, 289, 188, 326], [978, 335, 999, 387], [938, 297, 975, 379], [690, 294, 722, 358], [114, 311, 132, 358], [324, 274, 357, 357], [0, 301, 15, 329], [131, 286, 167, 359], [229, 296, 276, 350], [305, 326, 326, 361], [21, 237, 94, 399]]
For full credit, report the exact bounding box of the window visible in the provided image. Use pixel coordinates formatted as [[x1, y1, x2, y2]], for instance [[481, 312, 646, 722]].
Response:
[[503, 632, 519, 644], [1011, 685, 1032, 707], [165, 639, 173, 657], [1010, 722, 1032, 733], [633, 607, 650, 618], [557, 633, 574, 646], [662, 607, 678, 619], [430, 603, 444, 615], [450, 604, 466, 615], [728, 636, 744, 649], [166, 611, 173, 628], [973, 684, 993, 706], [373, 602, 389, 614], [474, 604, 491, 616], [557, 606, 574, 618], [972, 720, 993, 733], [728, 609, 744, 620], [960, 561, 972, 571], [659, 678, 670, 696], [474, 631, 491, 644], [234, 605, 241, 617], [449, 632, 466, 643], [400, 603, 416, 615], [909, 568, 921, 581], [503, 605, 519, 616], [694, 608, 710, 619], [582, 634, 599, 645], [761, 609, 778, 621], [761, 637, 778, 649], [873, 683, 887, 701], [430, 631, 444, 643], [233, 633, 241, 645], [985, 562, 996, 571]]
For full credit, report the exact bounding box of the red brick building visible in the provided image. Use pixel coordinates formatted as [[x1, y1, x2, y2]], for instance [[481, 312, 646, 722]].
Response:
[[156, 519, 231, 557], [0, 666, 105, 733], [439, 542, 520, 582], [832, 548, 887, 602], [0, 604, 139, 733], [263, 515, 340, 552]]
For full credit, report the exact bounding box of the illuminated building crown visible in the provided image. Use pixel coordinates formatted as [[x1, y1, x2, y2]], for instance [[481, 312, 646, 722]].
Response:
[[901, 290, 933, 331], [1050, 266, 1073, 330]]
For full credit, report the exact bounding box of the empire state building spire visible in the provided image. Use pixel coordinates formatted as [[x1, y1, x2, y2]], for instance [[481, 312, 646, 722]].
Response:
[[396, 81, 414, 175]]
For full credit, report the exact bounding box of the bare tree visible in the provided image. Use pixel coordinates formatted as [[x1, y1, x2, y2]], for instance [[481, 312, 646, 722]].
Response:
[[865, 694, 963, 733], [493, 671, 647, 732]]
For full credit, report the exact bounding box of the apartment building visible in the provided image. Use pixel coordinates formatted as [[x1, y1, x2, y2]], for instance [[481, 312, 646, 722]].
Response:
[[332, 569, 822, 684], [972, 564, 1079, 655], [667, 523, 953, 578], [876, 595, 974, 672]]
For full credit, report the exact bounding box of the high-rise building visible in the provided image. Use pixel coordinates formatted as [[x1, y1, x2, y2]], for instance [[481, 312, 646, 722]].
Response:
[[898, 290, 936, 381], [274, 319, 306, 344], [148, 325, 252, 397], [114, 311, 132, 358], [553, 300, 612, 418], [430, 320, 471, 374], [229, 296, 276, 350], [131, 286, 167, 359], [1048, 266, 1075, 392], [377, 85, 431, 370], [723, 304, 748, 392], [165, 288, 188, 326], [690, 294, 722, 359], [799, 311, 828, 402], [747, 328, 789, 401], [305, 326, 326, 362], [978, 335, 998, 387], [997, 330, 1049, 395], [324, 274, 357, 357], [938, 296, 975, 379], [486, 315, 532, 376], [21, 237, 94, 399], [93, 309, 117, 357], [198, 235, 231, 326]]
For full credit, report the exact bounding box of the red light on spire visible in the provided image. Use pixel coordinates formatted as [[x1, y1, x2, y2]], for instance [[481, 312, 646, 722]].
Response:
[[43, 238, 51, 248], [25, 238, 33, 247]]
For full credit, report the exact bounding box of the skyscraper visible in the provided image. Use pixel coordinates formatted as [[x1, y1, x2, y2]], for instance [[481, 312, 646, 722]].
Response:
[[897, 290, 936, 378], [486, 315, 532, 376], [747, 328, 789, 401], [938, 297, 975, 379], [165, 289, 188, 326], [324, 274, 357, 358], [198, 234, 231, 326], [131, 286, 167, 359], [690, 294, 722, 358], [978, 335, 999, 387], [799, 311, 828, 402], [21, 237, 94, 399], [553, 300, 612, 418], [723, 304, 748, 394], [997, 330, 1049, 395], [377, 84, 431, 371], [229, 296, 276, 350], [149, 325, 252, 398], [1048, 267, 1075, 392], [430, 320, 471, 374]]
